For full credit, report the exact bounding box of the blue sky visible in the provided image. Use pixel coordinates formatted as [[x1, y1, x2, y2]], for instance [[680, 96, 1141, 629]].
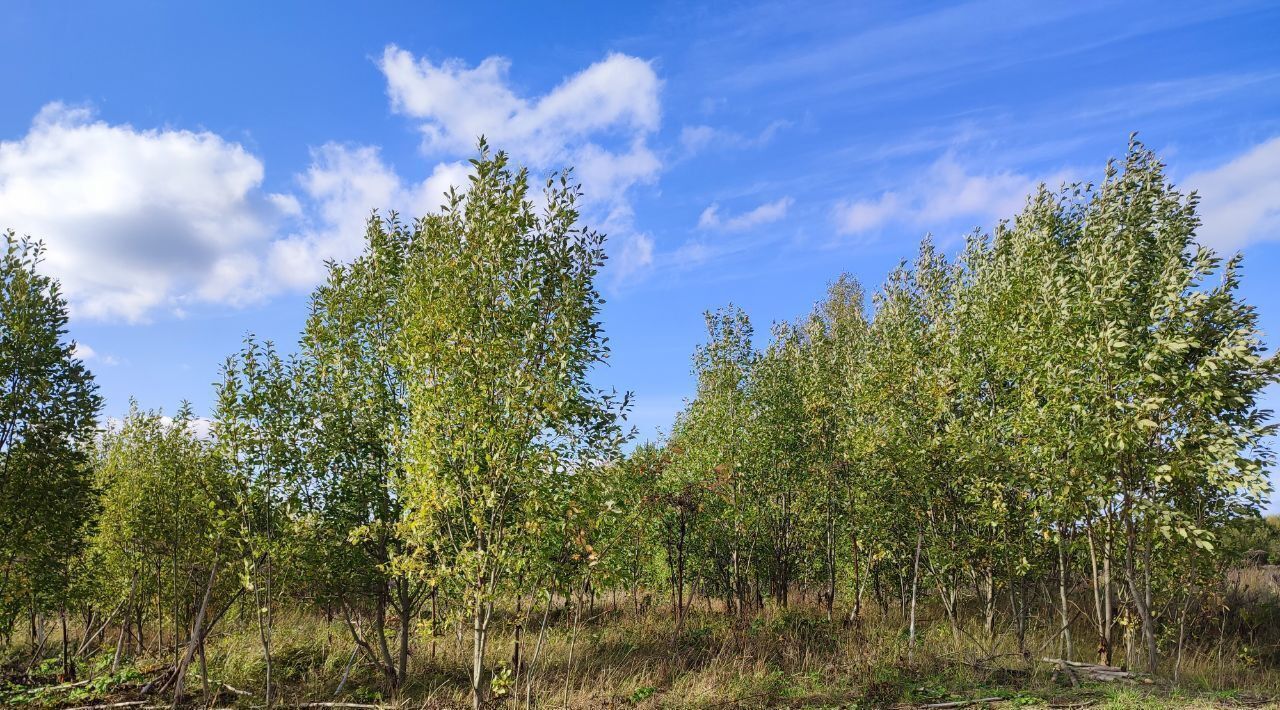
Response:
[[2, 1, 1278, 509]]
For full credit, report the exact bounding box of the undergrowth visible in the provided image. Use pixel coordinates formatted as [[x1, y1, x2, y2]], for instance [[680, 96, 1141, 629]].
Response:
[[2, 601, 1278, 707]]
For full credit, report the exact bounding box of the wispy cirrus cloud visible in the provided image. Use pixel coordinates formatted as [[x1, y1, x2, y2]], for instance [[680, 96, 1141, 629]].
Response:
[[1185, 136, 1280, 252], [698, 197, 793, 232], [680, 119, 790, 157], [830, 135, 1280, 255], [832, 154, 1066, 238]]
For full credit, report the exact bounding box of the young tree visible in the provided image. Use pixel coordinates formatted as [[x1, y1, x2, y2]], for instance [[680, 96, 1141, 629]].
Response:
[[398, 143, 630, 707], [668, 306, 756, 614], [296, 214, 425, 690], [1054, 141, 1277, 672], [746, 322, 808, 608], [0, 231, 100, 671], [799, 275, 868, 620], [215, 337, 305, 706], [92, 402, 233, 700]]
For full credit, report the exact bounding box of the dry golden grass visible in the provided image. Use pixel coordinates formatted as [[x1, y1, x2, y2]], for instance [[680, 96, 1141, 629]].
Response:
[[4, 593, 1279, 707], [182, 595, 1280, 708]]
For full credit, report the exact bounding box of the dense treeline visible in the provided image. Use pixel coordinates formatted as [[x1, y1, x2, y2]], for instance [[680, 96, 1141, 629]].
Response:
[[633, 143, 1277, 679], [0, 140, 1276, 707]]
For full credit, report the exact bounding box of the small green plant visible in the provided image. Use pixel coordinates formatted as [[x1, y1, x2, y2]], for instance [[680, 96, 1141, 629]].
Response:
[[629, 685, 656, 703], [490, 666, 514, 698]]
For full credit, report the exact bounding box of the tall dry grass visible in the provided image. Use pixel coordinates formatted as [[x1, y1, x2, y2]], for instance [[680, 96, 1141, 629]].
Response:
[[4, 578, 1279, 707], [190, 586, 1280, 707]]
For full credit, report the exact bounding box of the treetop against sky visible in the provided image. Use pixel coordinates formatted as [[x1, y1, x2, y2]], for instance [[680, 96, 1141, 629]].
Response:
[[0, 0, 1277, 508]]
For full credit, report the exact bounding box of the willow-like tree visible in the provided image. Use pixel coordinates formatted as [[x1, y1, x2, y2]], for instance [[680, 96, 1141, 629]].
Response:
[[0, 231, 100, 675], [398, 143, 630, 708], [214, 337, 305, 706], [799, 275, 867, 620], [296, 213, 425, 690], [1049, 142, 1277, 672], [92, 402, 233, 701], [667, 306, 756, 614]]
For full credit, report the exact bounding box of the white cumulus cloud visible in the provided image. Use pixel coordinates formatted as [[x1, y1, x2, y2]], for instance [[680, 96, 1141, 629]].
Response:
[[381, 47, 660, 172], [269, 143, 468, 289], [0, 103, 295, 321], [72, 342, 121, 366], [0, 106, 480, 321], [380, 46, 664, 284], [2, 50, 672, 321]]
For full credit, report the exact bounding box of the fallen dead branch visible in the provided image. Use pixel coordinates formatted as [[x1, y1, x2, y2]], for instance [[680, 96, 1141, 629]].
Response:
[[919, 698, 1005, 708], [290, 703, 397, 709], [27, 677, 92, 693], [1040, 657, 1152, 684], [60, 701, 148, 710]]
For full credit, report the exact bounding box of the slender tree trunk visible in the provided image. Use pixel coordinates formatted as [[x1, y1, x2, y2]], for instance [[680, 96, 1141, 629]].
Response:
[[60, 606, 70, 681], [1085, 523, 1112, 665], [112, 619, 128, 674], [396, 576, 411, 688], [431, 585, 438, 662], [156, 558, 163, 656], [848, 527, 862, 626], [253, 559, 272, 707], [1058, 533, 1074, 660], [522, 594, 553, 710], [366, 591, 397, 687], [198, 637, 209, 707], [1123, 515, 1158, 674], [1174, 579, 1194, 684], [512, 592, 523, 678], [1103, 540, 1114, 665], [731, 516, 741, 616], [1009, 577, 1026, 655], [171, 558, 219, 702], [983, 565, 996, 642], [675, 511, 688, 632], [907, 531, 922, 662], [471, 597, 490, 710], [562, 582, 584, 709], [824, 498, 835, 622]]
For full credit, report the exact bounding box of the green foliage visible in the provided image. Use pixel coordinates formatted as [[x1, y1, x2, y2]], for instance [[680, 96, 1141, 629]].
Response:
[[2, 138, 1276, 704], [0, 230, 100, 635], [292, 214, 425, 687], [397, 140, 631, 703], [619, 138, 1278, 675], [90, 400, 232, 646]]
